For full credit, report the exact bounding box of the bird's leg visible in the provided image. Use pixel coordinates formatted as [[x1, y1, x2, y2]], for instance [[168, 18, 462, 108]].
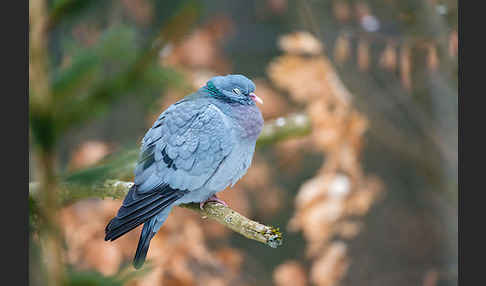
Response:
[[200, 194, 228, 210]]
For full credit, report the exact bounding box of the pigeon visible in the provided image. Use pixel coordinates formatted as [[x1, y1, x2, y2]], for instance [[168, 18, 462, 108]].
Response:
[[104, 74, 264, 269]]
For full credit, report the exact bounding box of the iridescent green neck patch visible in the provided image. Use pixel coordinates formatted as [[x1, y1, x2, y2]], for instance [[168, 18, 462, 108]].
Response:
[[205, 81, 223, 97]]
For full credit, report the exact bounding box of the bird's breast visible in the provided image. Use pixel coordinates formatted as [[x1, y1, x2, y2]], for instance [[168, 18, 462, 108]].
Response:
[[230, 105, 264, 140]]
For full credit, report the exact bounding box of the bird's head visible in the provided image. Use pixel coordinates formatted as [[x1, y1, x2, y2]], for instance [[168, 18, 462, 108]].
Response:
[[202, 74, 263, 106]]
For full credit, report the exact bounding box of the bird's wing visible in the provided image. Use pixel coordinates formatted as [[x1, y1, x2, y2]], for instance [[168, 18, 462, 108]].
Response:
[[134, 98, 234, 193], [105, 98, 234, 241]]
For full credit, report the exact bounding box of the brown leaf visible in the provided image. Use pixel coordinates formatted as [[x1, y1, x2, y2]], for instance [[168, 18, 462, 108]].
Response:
[[268, 55, 333, 103], [380, 41, 397, 71], [357, 38, 370, 71], [427, 43, 439, 71], [278, 31, 323, 56], [273, 260, 308, 286], [310, 242, 349, 286], [215, 248, 244, 273], [400, 44, 412, 90], [83, 240, 123, 276], [335, 221, 362, 239], [334, 34, 351, 64]]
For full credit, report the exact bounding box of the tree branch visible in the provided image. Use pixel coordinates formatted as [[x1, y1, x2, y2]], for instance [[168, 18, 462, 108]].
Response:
[[30, 180, 283, 248], [29, 113, 311, 248], [29, 112, 311, 248], [257, 112, 311, 146]]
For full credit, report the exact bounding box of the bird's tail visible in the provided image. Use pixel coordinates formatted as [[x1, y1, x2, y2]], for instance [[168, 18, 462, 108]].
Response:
[[104, 183, 187, 268], [104, 184, 185, 242], [133, 205, 172, 269], [133, 217, 156, 269]]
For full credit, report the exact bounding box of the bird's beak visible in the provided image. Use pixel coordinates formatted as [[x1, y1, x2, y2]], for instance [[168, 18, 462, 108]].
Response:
[[249, 92, 263, 104]]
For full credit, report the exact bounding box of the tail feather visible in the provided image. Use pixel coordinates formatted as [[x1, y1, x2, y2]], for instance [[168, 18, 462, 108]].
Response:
[[104, 198, 171, 241], [104, 184, 186, 241], [133, 217, 157, 269], [133, 205, 173, 269]]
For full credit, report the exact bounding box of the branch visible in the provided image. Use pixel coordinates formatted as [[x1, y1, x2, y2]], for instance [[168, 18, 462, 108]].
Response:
[[29, 113, 310, 248], [30, 180, 283, 248], [257, 112, 311, 146]]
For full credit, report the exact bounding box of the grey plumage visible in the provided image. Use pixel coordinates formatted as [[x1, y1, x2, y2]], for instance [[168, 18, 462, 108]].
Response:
[[105, 74, 264, 268]]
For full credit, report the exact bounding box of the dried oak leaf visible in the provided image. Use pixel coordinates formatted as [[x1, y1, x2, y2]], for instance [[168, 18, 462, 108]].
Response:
[[268, 55, 332, 104]]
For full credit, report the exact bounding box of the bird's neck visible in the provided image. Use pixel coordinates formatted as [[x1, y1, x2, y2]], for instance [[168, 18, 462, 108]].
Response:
[[198, 92, 264, 140]]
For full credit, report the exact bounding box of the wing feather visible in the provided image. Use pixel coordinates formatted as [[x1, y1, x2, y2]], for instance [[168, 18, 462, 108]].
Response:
[[136, 100, 234, 192], [106, 98, 234, 241], [106, 99, 234, 241]]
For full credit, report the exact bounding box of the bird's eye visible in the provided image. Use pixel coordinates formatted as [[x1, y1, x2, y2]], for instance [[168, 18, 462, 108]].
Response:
[[232, 88, 241, 95]]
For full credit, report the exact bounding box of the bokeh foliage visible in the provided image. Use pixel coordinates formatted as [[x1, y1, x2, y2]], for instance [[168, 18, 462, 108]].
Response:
[[29, 0, 457, 285], [30, 1, 203, 284]]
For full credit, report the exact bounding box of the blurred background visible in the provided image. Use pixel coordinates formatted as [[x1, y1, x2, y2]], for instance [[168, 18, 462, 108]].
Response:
[[29, 0, 457, 285]]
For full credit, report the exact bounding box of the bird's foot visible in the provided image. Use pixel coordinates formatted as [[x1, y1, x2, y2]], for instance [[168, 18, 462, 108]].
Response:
[[200, 194, 228, 210]]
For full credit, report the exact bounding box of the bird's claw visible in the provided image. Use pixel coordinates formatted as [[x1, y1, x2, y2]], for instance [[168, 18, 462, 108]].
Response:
[[200, 195, 228, 210]]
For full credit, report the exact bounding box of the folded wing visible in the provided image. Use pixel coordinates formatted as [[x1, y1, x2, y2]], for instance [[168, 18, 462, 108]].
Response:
[[105, 98, 234, 241]]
